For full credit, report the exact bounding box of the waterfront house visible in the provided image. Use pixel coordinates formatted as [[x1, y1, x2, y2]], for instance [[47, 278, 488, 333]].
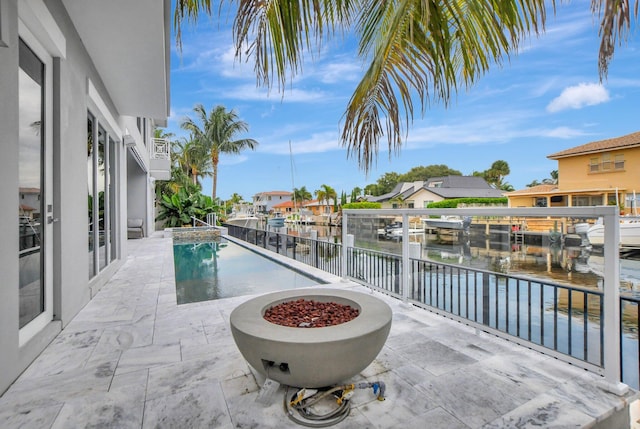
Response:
[[252, 190, 293, 214], [506, 131, 640, 213], [368, 176, 504, 209], [0, 0, 170, 394]]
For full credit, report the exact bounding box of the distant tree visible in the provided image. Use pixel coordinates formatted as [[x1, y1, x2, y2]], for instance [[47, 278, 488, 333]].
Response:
[[543, 170, 559, 185], [225, 193, 244, 214], [364, 184, 379, 196], [500, 182, 515, 192], [293, 186, 313, 205], [350, 186, 363, 201], [526, 170, 559, 188], [474, 160, 510, 189], [154, 128, 174, 141], [340, 191, 347, 206], [315, 184, 337, 215], [370, 172, 401, 196], [181, 104, 258, 200], [399, 164, 462, 182]]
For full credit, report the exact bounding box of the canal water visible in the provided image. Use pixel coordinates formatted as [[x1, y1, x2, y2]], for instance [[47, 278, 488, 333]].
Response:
[[261, 221, 640, 387]]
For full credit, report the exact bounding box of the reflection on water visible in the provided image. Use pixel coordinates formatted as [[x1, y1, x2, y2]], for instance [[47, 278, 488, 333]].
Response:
[[268, 223, 640, 293], [251, 221, 640, 387], [173, 239, 320, 304]]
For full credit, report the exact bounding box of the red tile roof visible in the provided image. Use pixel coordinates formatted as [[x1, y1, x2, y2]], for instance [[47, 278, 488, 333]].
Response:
[[547, 130, 640, 159]]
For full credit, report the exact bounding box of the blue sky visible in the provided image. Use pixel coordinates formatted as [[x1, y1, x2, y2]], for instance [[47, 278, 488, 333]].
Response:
[[165, 3, 640, 201]]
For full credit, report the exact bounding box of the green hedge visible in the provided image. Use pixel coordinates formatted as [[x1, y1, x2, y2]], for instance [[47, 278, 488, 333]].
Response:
[[426, 198, 508, 208], [342, 201, 382, 209]]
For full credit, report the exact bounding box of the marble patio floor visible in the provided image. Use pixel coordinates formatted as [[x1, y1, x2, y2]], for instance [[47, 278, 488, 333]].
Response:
[[0, 233, 637, 428]]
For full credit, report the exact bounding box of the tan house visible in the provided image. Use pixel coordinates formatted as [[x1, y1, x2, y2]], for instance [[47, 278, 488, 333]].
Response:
[[507, 131, 640, 213]]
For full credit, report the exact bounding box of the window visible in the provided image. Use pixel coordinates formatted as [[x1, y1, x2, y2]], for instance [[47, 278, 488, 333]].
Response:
[[589, 158, 599, 172], [572, 195, 603, 206], [429, 181, 443, 188], [602, 154, 611, 170], [615, 154, 625, 170], [88, 112, 117, 278], [18, 38, 46, 328], [534, 197, 547, 207]]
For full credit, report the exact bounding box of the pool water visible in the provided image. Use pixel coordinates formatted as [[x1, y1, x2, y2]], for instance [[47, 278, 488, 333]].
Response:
[[172, 239, 322, 304]]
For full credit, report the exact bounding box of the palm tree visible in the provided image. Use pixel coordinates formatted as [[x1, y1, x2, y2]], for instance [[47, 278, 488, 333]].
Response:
[[181, 104, 258, 200], [174, 1, 636, 173], [173, 136, 211, 186], [293, 186, 313, 205], [225, 192, 244, 214], [315, 184, 337, 217]]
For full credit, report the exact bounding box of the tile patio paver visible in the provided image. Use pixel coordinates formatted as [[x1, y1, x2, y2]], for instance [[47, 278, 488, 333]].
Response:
[[0, 233, 636, 428]]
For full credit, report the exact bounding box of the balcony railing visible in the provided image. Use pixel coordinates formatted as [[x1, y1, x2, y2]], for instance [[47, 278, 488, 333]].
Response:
[[226, 206, 637, 391], [151, 138, 170, 160], [149, 138, 171, 180]]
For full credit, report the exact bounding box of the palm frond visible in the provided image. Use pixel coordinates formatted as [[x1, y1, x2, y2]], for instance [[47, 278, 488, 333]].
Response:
[[342, 0, 547, 172]]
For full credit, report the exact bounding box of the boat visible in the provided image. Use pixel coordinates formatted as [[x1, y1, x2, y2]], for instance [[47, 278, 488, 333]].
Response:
[[423, 215, 472, 230], [377, 221, 424, 239], [225, 204, 260, 229], [586, 216, 640, 248], [267, 212, 286, 227]]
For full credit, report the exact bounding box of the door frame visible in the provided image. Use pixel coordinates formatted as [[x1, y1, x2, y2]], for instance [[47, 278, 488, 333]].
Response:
[[18, 20, 54, 346]]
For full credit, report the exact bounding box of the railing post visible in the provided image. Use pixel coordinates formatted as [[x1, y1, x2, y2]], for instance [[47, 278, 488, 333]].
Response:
[[408, 242, 421, 303], [602, 208, 627, 393], [401, 213, 410, 304], [341, 212, 348, 281], [310, 230, 319, 268], [482, 273, 490, 326]]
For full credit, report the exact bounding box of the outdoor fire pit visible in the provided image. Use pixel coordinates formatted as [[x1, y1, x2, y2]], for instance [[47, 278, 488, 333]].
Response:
[[230, 288, 392, 388]]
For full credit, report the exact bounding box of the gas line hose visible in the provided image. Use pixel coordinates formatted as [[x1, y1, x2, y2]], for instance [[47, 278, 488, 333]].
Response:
[[284, 382, 386, 427]]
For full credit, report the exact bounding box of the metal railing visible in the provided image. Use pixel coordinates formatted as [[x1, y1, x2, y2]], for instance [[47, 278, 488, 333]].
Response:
[[342, 207, 625, 389], [410, 257, 603, 367], [225, 224, 342, 276], [151, 138, 170, 160], [191, 214, 217, 227], [224, 206, 639, 390]]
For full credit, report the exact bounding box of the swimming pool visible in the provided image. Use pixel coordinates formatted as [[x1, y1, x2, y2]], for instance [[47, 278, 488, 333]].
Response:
[[172, 239, 322, 304]]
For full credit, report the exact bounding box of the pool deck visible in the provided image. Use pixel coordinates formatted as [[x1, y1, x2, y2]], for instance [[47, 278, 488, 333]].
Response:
[[0, 233, 638, 428]]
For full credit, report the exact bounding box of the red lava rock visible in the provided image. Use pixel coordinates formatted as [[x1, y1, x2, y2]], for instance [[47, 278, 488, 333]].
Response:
[[263, 299, 360, 328]]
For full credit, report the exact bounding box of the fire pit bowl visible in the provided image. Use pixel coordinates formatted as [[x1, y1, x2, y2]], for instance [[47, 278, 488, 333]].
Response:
[[230, 288, 392, 388]]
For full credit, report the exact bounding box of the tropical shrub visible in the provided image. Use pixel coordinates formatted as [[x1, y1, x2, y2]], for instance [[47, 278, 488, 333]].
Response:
[[156, 188, 217, 227], [342, 202, 382, 209], [426, 198, 507, 208]]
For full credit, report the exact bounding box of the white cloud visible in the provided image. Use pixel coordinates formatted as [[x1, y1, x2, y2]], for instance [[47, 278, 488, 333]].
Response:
[[219, 154, 249, 166], [541, 127, 590, 139], [546, 83, 610, 113], [316, 60, 361, 84], [219, 43, 259, 79], [220, 83, 329, 102], [259, 131, 341, 155]]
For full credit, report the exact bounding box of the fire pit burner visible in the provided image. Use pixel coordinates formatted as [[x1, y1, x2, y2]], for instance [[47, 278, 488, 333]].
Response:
[[230, 288, 392, 388]]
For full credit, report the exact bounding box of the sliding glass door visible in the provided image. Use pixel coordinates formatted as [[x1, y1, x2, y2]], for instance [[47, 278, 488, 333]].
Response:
[[87, 114, 118, 278]]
